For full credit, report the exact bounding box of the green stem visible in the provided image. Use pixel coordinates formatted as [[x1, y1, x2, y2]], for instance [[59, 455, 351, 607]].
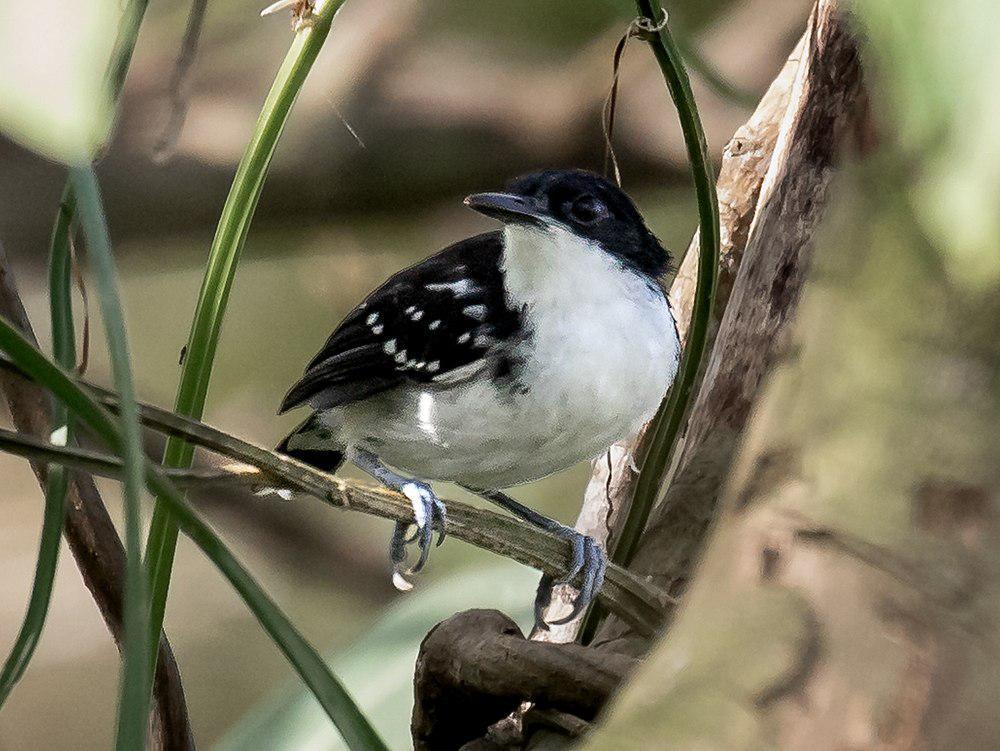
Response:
[[0, 190, 78, 705], [70, 167, 150, 751], [616, 0, 720, 566], [583, 1, 721, 642], [144, 0, 348, 682], [0, 322, 388, 751]]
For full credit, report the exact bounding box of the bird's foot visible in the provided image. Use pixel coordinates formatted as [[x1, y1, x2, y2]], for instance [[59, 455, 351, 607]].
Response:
[[389, 481, 447, 590], [534, 526, 606, 630]]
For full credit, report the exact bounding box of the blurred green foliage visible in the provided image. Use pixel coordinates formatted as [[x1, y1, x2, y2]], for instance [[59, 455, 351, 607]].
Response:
[[855, 0, 1000, 288]]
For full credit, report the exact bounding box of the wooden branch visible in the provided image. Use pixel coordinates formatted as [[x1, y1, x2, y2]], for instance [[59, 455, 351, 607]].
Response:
[[534, 11, 810, 642], [0, 245, 193, 750], [411, 609, 636, 751], [0, 358, 669, 639]]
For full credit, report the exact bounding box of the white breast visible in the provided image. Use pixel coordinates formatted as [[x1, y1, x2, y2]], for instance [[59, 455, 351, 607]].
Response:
[[337, 224, 679, 488]]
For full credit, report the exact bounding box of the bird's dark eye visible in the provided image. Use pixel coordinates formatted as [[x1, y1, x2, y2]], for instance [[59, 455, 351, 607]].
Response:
[[567, 195, 609, 225]]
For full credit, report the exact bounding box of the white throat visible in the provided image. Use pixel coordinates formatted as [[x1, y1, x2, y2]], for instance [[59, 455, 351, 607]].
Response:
[[500, 223, 637, 311]]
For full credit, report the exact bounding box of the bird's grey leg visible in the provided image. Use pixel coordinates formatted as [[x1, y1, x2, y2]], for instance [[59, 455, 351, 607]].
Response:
[[348, 448, 446, 583], [462, 486, 607, 629]]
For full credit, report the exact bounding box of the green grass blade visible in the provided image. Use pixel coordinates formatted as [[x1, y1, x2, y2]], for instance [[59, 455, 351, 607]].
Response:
[[144, 0, 349, 683], [581, 2, 721, 642], [69, 167, 150, 751], [0, 322, 388, 751], [612, 0, 721, 568], [0, 189, 79, 705]]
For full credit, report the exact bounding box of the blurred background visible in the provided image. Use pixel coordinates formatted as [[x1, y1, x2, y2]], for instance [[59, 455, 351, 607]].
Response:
[[0, 0, 810, 747]]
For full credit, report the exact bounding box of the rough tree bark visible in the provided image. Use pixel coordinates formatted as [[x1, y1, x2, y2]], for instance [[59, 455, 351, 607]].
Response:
[[582, 151, 1000, 751], [0, 245, 194, 751], [581, 0, 1000, 746]]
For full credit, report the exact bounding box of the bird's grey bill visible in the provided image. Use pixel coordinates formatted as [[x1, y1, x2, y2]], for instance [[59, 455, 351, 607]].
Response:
[[464, 192, 550, 227]]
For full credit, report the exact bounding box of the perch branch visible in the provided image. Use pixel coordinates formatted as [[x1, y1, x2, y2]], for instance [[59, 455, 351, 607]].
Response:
[[0, 357, 667, 638]]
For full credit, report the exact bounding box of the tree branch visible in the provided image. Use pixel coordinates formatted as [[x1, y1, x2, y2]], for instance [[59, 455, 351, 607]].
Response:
[[0, 357, 668, 639], [411, 609, 636, 751]]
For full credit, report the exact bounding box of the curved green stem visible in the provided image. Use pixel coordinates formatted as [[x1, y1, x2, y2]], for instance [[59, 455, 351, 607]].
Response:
[[0, 321, 388, 751], [144, 0, 348, 683], [70, 167, 151, 751], [0, 189, 78, 705], [613, 0, 720, 568]]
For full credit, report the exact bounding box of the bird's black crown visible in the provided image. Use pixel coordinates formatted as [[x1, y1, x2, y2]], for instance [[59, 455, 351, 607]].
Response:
[[503, 169, 671, 279]]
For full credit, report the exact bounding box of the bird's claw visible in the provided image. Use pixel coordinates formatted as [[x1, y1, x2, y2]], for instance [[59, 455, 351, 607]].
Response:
[[390, 481, 447, 589], [534, 528, 606, 630]]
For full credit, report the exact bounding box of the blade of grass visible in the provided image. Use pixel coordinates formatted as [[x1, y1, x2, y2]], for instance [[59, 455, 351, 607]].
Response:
[[69, 167, 151, 751], [581, 1, 721, 643], [614, 0, 720, 568], [0, 320, 389, 751], [0, 192, 77, 704], [144, 0, 349, 683], [0, 0, 151, 708]]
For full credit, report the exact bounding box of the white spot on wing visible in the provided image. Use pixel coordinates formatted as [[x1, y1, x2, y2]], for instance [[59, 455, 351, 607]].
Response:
[[426, 279, 477, 297], [457, 332, 471, 344], [394, 350, 407, 364], [372, 324, 384, 335], [383, 339, 397, 354], [462, 304, 487, 320], [427, 361, 440, 372], [405, 305, 416, 315], [417, 391, 437, 439], [428, 320, 441, 330], [473, 334, 494, 348], [366, 312, 379, 325], [410, 310, 424, 321]]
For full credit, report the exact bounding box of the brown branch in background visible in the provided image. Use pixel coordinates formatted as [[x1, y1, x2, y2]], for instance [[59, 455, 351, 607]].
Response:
[[152, 0, 210, 163], [411, 609, 637, 751], [0, 244, 193, 751]]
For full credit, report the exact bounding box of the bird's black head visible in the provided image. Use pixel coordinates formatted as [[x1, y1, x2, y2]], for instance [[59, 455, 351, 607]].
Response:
[[464, 169, 670, 279]]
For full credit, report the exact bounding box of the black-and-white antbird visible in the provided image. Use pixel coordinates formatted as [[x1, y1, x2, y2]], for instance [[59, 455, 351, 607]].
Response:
[[276, 168, 680, 626]]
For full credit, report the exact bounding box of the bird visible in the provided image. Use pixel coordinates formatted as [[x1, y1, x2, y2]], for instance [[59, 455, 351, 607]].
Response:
[[276, 168, 680, 626]]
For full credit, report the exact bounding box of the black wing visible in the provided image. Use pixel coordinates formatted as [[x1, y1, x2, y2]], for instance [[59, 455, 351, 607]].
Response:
[[279, 231, 523, 413]]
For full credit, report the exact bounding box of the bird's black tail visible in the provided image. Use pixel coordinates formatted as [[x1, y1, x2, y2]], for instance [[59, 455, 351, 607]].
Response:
[[275, 414, 346, 474]]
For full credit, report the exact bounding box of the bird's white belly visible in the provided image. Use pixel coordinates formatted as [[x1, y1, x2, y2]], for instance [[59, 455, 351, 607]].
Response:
[[338, 281, 678, 488]]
